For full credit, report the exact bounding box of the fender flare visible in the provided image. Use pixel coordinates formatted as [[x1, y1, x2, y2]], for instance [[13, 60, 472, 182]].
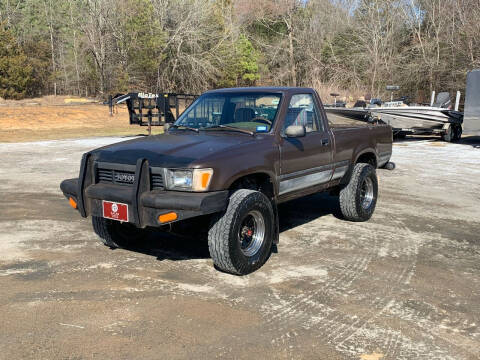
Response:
[[353, 148, 378, 168], [339, 148, 378, 186], [224, 169, 278, 196]]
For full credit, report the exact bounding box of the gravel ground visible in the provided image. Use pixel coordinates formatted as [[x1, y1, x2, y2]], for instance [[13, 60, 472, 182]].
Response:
[[0, 136, 479, 360]]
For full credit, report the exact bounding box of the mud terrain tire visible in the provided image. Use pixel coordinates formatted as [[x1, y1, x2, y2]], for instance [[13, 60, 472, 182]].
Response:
[[208, 189, 274, 275], [453, 124, 462, 142], [92, 216, 147, 249], [339, 163, 378, 222]]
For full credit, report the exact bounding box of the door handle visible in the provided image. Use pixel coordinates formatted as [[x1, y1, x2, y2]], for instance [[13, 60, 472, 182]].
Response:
[[321, 138, 329, 146]]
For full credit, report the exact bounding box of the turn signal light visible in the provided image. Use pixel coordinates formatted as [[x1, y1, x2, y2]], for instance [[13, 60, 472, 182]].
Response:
[[69, 197, 77, 209], [158, 212, 178, 223], [192, 168, 213, 191], [201, 172, 211, 188]]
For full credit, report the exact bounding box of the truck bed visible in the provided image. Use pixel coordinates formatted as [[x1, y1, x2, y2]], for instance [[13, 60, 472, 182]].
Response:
[[330, 122, 393, 168], [327, 112, 371, 128]]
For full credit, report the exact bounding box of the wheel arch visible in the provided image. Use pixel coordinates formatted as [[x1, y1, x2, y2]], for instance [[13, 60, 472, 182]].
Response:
[[337, 149, 378, 188], [355, 149, 378, 168], [226, 171, 276, 199]]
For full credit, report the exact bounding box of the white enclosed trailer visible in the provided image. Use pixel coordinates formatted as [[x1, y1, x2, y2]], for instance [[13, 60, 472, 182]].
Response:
[[463, 69, 480, 136]]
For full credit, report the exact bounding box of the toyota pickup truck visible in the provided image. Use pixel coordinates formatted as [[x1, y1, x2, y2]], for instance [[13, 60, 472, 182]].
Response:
[[61, 87, 392, 275]]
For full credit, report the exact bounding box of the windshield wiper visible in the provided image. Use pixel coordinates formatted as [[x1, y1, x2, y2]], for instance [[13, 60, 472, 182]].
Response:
[[170, 124, 199, 133], [202, 125, 254, 136]]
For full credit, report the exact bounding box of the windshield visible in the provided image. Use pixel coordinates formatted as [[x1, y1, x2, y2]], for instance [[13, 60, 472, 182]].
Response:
[[173, 92, 282, 133]]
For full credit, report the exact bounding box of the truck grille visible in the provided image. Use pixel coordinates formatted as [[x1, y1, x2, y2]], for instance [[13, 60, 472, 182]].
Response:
[[97, 168, 135, 185], [97, 168, 114, 183], [97, 166, 164, 190], [151, 173, 164, 190]]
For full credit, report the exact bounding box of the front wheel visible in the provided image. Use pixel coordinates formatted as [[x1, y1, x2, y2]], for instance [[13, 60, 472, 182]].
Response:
[[208, 189, 274, 275], [441, 126, 455, 142], [92, 216, 147, 248], [339, 163, 378, 222]]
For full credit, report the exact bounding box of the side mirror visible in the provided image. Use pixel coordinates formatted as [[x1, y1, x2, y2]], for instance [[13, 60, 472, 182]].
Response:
[[284, 125, 306, 138]]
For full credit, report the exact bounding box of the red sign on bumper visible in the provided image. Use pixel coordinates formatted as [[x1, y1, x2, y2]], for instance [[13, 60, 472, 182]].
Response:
[[102, 201, 129, 222]]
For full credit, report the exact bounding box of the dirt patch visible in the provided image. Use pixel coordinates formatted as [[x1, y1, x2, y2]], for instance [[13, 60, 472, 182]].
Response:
[[0, 95, 97, 107], [0, 103, 163, 142]]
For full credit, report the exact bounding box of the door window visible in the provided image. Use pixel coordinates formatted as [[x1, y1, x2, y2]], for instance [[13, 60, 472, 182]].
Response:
[[284, 94, 321, 133]]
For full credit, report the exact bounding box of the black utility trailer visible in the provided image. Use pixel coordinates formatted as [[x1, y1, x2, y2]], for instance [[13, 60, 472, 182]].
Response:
[[109, 92, 198, 134]]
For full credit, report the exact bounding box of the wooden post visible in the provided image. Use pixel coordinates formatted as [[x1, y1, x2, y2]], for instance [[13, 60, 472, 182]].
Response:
[[175, 96, 179, 119], [164, 93, 168, 124], [108, 95, 113, 116]]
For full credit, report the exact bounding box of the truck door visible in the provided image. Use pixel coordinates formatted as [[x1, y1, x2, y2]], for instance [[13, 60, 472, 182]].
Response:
[[279, 93, 333, 196]]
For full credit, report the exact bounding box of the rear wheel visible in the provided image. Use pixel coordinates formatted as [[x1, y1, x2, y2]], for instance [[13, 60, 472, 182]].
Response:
[[339, 163, 378, 222], [453, 124, 462, 142], [92, 216, 147, 248], [208, 189, 274, 275], [382, 161, 395, 170]]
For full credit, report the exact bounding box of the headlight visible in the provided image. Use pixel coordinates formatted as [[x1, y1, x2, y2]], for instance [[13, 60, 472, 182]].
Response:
[[165, 168, 213, 191]]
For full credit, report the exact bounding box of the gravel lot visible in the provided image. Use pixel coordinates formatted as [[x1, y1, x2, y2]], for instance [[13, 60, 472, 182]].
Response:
[[0, 136, 479, 360]]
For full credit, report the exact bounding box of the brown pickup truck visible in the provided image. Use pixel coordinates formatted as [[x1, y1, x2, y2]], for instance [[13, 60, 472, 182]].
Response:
[[61, 87, 393, 275]]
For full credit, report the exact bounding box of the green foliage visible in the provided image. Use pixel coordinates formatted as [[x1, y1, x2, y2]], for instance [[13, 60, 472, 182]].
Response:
[[114, 68, 130, 94], [102, 0, 167, 92], [22, 38, 51, 96], [237, 35, 260, 84], [249, 18, 288, 41], [0, 26, 33, 99], [124, 0, 165, 88], [0, 0, 477, 100], [218, 35, 260, 88]]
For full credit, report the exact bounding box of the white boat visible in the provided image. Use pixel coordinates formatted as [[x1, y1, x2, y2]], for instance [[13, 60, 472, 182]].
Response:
[[325, 92, 463, 142]]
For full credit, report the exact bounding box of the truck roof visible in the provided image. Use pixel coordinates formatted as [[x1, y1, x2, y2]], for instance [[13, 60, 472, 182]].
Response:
[[205, 86, 316, 94]]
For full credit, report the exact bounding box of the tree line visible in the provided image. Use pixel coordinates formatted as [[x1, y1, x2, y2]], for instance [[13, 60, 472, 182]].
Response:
[[0, 0, 479, 102]]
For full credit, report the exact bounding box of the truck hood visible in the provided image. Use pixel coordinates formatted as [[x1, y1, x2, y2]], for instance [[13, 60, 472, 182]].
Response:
[[91, 132, 257, 168]]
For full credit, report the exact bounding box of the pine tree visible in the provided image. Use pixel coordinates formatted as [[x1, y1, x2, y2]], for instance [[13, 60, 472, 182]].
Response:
[[218, 34, 260, 88], [0, 26, 33, 99], [237, 35, 260, 85]]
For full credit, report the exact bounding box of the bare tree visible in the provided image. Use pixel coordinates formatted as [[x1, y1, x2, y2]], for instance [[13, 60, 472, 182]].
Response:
[[80, 0, 114, 95], [42, 0, 58, 95], [2, 0, 479, 101], [151, 0, 230, 93], [68, 0, 81, 95]]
